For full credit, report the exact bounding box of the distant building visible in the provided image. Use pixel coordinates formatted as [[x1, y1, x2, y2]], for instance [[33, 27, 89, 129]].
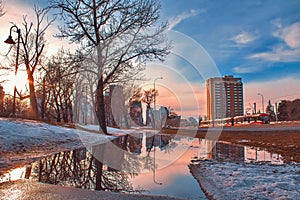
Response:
[[104, 85, 126, 128], [206, 75, 244, 121]]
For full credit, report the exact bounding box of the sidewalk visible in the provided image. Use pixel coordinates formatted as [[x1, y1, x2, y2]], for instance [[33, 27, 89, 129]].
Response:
[[0, 179, 182, 200]]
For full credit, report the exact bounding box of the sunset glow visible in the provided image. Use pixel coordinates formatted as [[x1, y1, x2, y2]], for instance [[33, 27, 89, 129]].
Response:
[[0, 0, 299, 118]]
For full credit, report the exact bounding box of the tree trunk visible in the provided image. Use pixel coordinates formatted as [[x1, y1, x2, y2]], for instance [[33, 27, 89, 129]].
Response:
[[63, 99, 69, 123], [123, 109, 130, 128], [90, 84, 98, 125], [96, 77, 107, 134], [40, 77, 46, 120], [94, 158, 103, 190], [28, 74, 39, 120], [74, 89, 81, 123], [69, 101, 74, 123], [146, 105, 150, 126]]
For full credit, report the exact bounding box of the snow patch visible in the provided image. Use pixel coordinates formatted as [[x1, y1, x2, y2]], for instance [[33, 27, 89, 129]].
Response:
[[0, 118, 121, 174], [190, 160, 300, 199]]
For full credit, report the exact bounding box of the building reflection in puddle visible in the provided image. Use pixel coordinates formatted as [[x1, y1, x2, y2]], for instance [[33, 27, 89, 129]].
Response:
[[1, 131, 292, 198], [195, 139, 284, 165]]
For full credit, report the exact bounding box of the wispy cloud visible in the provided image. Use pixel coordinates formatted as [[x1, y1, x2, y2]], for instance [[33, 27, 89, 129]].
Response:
[[232, 31, 257, 45], [274, 22, 300, 48], [168, 9, 203, 30], [249, 22, 300, 62], [233, 66, 261, 74], [248, 46, 300, 62]]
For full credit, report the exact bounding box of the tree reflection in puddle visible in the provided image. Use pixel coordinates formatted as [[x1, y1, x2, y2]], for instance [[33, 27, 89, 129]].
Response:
[[2, 132, 295, 198], [28, 132, 177, 193]]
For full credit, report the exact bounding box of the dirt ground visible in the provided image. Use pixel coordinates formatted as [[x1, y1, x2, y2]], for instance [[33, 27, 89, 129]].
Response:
[[162, 122, 300, 163]]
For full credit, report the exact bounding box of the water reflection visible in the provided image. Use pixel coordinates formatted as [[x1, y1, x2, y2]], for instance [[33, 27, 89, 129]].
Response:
[[194, 139, 284, 165], [1, 132, 295, 199], [25, 132, 176, 193]]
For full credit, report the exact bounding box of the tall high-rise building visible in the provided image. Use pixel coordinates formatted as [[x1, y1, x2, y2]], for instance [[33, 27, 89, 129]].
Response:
[[206, 75, 244, 120]]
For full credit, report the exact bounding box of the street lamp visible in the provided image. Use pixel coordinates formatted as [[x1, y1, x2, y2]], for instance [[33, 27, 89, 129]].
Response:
[[4, 25, 21, 117], [257, 93, 264, 113], [153, 77, 163, 110]]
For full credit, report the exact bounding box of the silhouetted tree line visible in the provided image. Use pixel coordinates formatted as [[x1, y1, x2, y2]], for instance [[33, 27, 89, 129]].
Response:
[[0, 93, 29, 118], [278, 99, 300, 121], [36, 49, 82, 123]]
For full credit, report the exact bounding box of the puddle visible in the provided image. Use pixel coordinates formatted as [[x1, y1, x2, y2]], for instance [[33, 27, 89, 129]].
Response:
[[192, 139, 285, 165], [0, 132, 207, 199], [0, 131, 296, 199]]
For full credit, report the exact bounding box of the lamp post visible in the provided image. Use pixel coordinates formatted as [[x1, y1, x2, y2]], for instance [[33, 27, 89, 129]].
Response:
[[153, 77, 163, 110], [257, 93, 264, 113], [4, 25, 21, 117]]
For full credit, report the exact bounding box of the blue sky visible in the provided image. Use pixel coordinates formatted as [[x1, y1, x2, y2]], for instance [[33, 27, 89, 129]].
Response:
[[152, 0, 300, 116], [1, 0, 300, 116], [160, 0, 300, 83]]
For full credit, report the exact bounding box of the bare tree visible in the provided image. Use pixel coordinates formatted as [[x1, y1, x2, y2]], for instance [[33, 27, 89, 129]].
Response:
[[142, 88, 157, 126], [127, 86, 143, 126], [129, 86, 143, 105], [0, 0, 5, 17], [15, 6, 55, 119], [73, 61, 98, 124], [73, 73, 87, 124], [1, 94, 29, 118], [51, 0, 170, 134], [37, 48, 80, 123]]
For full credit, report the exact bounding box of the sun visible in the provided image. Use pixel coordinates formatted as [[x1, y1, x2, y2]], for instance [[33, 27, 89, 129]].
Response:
[[3, 69, 28, 95]]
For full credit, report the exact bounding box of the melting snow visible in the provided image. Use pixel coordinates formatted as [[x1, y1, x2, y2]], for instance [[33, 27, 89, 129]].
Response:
[[190, 160, 300, 199], [1, 118, 300, 199], [0, 118, 121, 175]]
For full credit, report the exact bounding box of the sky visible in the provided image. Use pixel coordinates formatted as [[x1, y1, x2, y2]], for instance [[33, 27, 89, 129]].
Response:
[[0, 0, 300, 118]]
